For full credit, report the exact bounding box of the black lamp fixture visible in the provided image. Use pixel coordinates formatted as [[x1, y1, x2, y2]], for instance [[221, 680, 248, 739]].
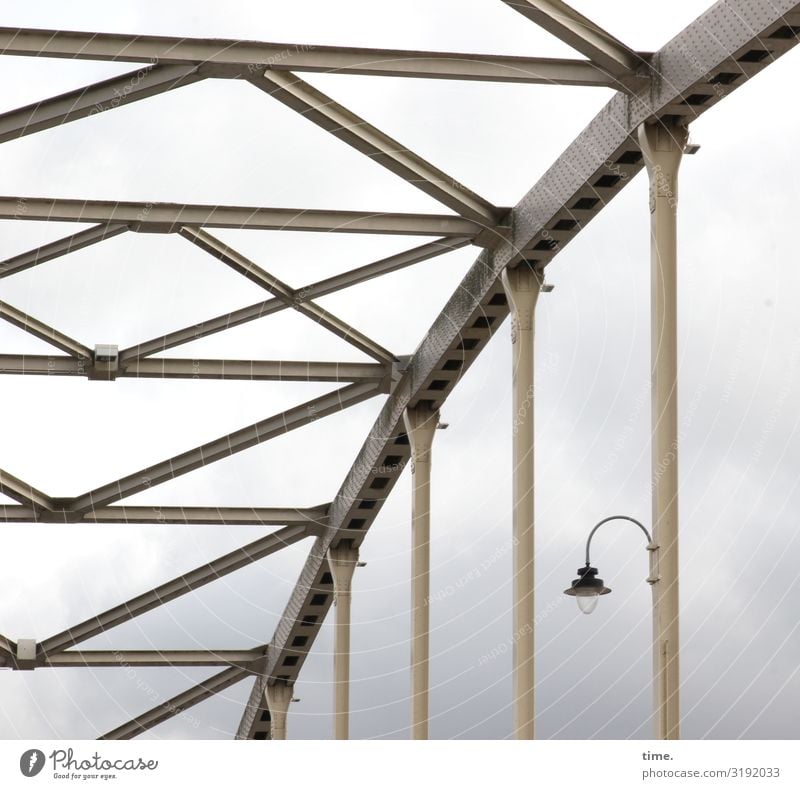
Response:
[[564, 515, 655, 615]]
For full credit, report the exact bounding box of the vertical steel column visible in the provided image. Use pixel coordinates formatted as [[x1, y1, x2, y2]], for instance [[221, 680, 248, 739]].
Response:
[[501, 262, 543, 740], [402, 404, 439, 740], [264, 680, 293, 740], [639, 120, 687, 740], [327, 544, 359, 740]]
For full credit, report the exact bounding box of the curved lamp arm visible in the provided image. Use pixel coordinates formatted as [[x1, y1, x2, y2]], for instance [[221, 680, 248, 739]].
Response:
[[585, 515, 653, 566]]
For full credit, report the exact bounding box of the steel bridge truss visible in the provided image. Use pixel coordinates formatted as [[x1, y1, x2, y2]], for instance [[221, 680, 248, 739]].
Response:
[[0, 0, 798, 739]]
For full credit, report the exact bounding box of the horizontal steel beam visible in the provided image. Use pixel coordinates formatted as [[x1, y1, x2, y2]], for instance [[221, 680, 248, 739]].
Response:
[[121, 236, 469, 362], [0, 354, 389, 382], [250, 71, 500, 224], [38, 523, 312, 656], [0, 224, 127, 280], [126, 357, 389, 382], [83, 506, 328, 527], [0, 65, 203, 145], [0, 468, 53, 511], [181, 227, 397, 364], [0, 302, 92, 358], [0, 27, 619, 86], [237, 0, 800, 737], [0, 505, 35, 522], [0, 354, 100, 377], [99, 665, 251, 740], [0, 196, 480, 237], [67, 380, 383, 514], [41, 649, 265, 668], [0, 505, 329, 526], [500, 0, 643, 75]]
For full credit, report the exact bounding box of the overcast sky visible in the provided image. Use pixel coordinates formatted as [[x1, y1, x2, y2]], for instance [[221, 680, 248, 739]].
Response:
[[1, 0, 799, 741]]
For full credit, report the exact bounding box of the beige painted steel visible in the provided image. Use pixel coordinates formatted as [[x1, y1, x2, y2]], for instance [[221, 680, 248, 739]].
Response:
[[80, 506, 329, 527], [100, 666, 250, 740], [38, 650, 264, 668], [0, 634, 16, 657], [68, 381, 382, 514], [250, 71, 499, 225], [402, 405, 439, 740], [0, 504, 328, 526], [0, 0, 794, 743], [0, 27, 620, 86], [120, 237, 469, 363], [0, 301, 92, 358], [499, 0, 641, 74], [120, 358, 388, 382], [501, 264, 543, 740], [39, 524, 311, 655], [0, 65, 203, 144], [0, 468, 53, 510], [327, 546, 359, 739], [0, 224, 126, 280], [181, 227, 397, 364], [265, 682, 293, 740], [0, 196, 480, 238], [639, 121, 687, 741]]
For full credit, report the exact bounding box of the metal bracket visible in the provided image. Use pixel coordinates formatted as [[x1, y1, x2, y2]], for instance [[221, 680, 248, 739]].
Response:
[[89, 344, 119, 381], [16, 639, 36, 670], [646, 541, 660, 585]]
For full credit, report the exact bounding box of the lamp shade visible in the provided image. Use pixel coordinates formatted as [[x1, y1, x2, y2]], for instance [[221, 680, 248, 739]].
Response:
[[563, 565, 611, 614]]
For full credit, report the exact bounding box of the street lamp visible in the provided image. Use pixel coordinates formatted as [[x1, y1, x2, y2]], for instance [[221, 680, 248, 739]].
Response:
[[564, 515, 655, 614]]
